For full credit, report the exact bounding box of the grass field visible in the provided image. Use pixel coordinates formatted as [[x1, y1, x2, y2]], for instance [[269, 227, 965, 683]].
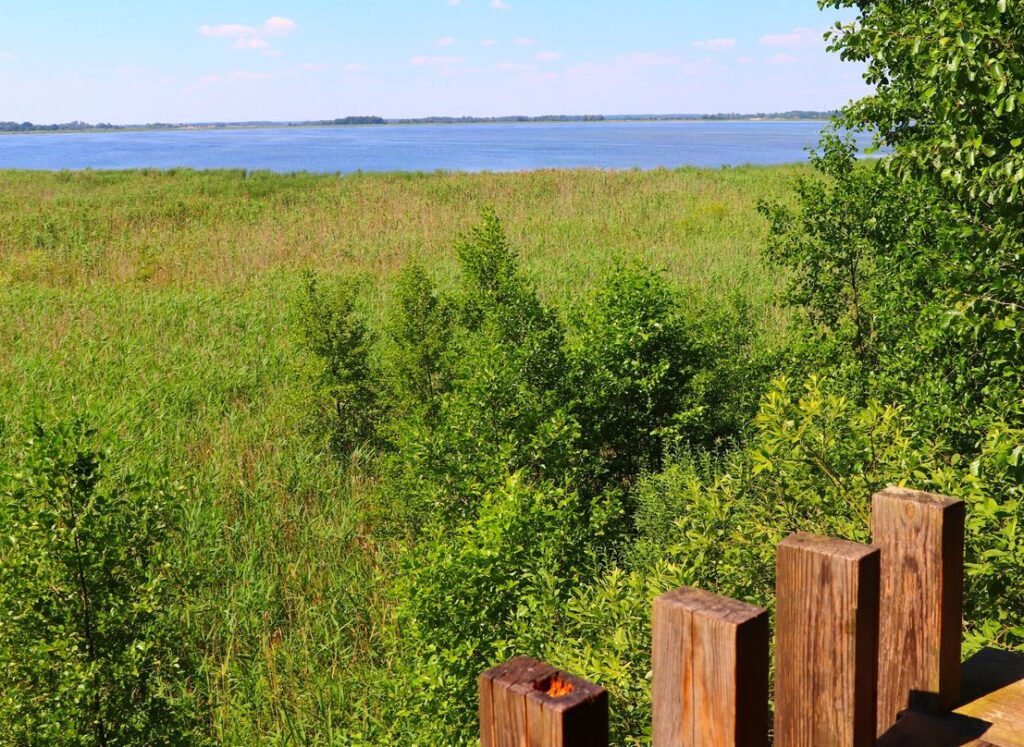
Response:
[[0, 166, 800, 742]]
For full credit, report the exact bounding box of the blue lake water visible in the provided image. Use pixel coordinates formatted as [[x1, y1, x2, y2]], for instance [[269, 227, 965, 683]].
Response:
[[0, 121, 869, 173]]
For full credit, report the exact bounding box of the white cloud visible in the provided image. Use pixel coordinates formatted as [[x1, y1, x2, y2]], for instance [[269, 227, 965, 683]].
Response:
[[199, 17, 298, 57], [693, 38, 736, 51], [448, 0, 463, 5], [513, 37, 538, 46], [410, 55, 465, 66], [765, 53, 800, 65], [536, 51, 563, 61], [234, 38, 270, 50], [736, 56, 756, 65], [263, 17, 297, 35], [0, 51, 14, 60], [435, 36, 456, 46], [480, 39, 497, 46], [345, 63, 368, 72], [760, 27, 822, 48], [491, 0, 510, 9]]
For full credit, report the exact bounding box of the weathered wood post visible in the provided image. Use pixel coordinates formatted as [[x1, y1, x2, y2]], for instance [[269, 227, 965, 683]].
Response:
[[872, 487, 965, 733], [651, 587, 769, 746], [774, 533, 881, 747], [479, 656, 608, 747]]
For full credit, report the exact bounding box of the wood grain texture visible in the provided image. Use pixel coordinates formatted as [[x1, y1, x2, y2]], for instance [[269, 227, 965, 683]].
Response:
[[873, 487, 966, 733], [953, 649, 1024, 747], [877, 649, 1024, 747], [479, 656, 608, 747], [652, 587, 769, 746], [875, 711, 992, 747], [774, 533, 881, 747]]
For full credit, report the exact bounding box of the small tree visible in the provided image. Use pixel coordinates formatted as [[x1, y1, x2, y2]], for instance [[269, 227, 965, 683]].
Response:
[[0, 421, 204, 745], [818, 0, 1024, 435]]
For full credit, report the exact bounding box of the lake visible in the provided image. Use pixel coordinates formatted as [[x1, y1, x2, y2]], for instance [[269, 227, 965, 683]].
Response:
[[0, 121, 870, 173]]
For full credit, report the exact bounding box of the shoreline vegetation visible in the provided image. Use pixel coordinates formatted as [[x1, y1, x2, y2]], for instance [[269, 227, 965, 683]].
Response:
[[0, 110, 835, 135], [4, 3, 1024, 744], [0, 166, 796, 742]]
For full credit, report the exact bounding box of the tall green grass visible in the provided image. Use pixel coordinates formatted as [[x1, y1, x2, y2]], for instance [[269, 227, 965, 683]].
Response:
[[0, 166, 797, 742]]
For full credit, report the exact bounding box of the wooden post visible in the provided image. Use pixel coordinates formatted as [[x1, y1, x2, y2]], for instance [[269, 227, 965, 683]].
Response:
[[873, 487, 965, 733], [651, 587, 769, 746], [774, 533, 881, 747], [480, 656, 608, 747]]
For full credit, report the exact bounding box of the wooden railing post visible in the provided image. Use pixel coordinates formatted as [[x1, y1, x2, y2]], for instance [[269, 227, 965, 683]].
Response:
[[651, 587, 769, 746], [774, 533, 881, 747], [872, 487, 965, 733], [479, 656, 608, 747]]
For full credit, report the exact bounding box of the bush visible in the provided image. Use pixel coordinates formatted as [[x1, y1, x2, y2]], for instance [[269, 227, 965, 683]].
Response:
[[298, 272, 382, 457], [390, 473, 600, 743], [296, 211, 770, 743], [0, 421, 206, 745]]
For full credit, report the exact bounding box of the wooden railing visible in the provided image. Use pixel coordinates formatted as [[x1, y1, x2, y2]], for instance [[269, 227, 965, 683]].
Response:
[[477, 487, 1024, 746]]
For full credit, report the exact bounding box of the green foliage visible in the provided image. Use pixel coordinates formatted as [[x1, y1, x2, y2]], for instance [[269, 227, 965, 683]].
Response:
[[380, 263, 455, 419], [568, 260, 704, 480], [825, 0, 1024, 208], [391, 474, 599, 742], [303, 212, 758, 530], [818, 0, 1024, 439], [294, 211, 770, 743], [0, 420, 205, 745], [299, 272, 382, 456], [754, 0, 1024, 659], [0, 167, 795, 744]]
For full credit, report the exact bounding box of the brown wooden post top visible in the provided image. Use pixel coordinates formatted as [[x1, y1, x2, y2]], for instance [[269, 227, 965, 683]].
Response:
[[480, 655, 608, 747], [873, 486, 966, 734], [774, 532, 881, 747], [652, 586, 770, 746]]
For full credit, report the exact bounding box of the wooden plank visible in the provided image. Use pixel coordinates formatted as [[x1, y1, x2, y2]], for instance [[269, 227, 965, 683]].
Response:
[[652, 587, 769, 746], [774, 533, 880, 747], [873, 487, 965, 733], [479, 656, 608, 747], [954, 649, 1024, 747], [877, 649, 1024, 747], [875, 711, 992, 747]]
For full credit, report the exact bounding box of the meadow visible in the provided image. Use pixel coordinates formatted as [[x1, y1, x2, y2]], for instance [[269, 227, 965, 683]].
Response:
[[6, 6, 1024, 744], [0, 167, 798, 743]]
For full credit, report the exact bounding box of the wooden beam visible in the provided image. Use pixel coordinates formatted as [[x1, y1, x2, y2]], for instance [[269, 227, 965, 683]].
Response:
[[873, 487, 965, 732], [479, 656, 608, 747], [774, 533, 881, 747], [651, 587, 769, 746], [877, 649, 1024, 747]]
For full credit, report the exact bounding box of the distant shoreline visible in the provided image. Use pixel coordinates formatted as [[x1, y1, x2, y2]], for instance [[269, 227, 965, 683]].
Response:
[[0, 113, 835, 137]]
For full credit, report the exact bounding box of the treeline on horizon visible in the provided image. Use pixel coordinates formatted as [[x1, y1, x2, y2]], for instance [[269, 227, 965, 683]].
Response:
[[0, 110, 836, 134]]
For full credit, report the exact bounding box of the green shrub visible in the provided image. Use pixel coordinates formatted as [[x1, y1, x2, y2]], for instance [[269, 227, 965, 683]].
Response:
[[0, 421, 206, 745], [295, 211, 770, 743], [389, 473, 600, 743], [298, 272, 382, 457]]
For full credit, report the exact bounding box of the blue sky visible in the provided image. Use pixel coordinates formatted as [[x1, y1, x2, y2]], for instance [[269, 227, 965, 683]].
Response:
[[0, 1, 868, 124]]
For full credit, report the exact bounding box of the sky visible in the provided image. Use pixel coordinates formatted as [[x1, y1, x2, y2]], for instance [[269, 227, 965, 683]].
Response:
[[0, 1, 869, 124]]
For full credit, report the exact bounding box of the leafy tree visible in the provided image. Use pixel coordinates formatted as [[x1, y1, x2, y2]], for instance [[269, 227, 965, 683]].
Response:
[[816, 0, 1024, 438], [0, 421, 205, 745], [298, 272, 382, 456]]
